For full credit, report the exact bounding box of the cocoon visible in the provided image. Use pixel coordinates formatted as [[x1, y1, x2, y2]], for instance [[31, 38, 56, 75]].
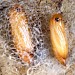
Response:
[[9, 4, 34, 64]]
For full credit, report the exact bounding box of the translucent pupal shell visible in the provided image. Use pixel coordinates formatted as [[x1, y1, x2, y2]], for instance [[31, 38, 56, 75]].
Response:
[[50, 14, 68, 65], [8, 4, 34, 64]]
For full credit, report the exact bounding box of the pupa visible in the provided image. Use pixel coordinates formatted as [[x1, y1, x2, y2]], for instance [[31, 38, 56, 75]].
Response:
[[50, 13, 68, 65], [8, 4, 34, 64]]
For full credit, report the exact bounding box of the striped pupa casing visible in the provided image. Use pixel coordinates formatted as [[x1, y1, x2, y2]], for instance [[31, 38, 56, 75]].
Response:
[[50, 13, 68, 65]]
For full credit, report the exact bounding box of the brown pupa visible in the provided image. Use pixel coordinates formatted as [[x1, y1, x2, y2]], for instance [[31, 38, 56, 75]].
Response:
[[8, 4, 34, 64], [50, 13, 68, 65]]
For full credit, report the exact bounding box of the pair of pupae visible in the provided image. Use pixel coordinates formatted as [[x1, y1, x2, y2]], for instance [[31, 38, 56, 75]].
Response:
[[8, 4, 68, 65]]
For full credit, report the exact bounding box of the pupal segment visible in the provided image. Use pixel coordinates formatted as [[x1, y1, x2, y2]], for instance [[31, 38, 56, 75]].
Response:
[[50, 13, 68, 65], [8, 4, 34, 64]]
